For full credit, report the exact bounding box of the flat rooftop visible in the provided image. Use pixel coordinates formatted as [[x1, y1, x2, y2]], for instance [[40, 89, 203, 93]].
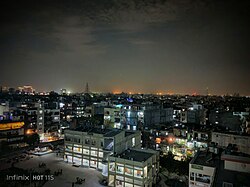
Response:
[[115, 149, 154, 162], [213, 130, 250, 137], [73, 126, 122, 137], [191, 151, 218, 167]]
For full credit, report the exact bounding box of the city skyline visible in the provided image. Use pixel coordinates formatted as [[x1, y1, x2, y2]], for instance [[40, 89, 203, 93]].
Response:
[[0, 0, 250, 95]]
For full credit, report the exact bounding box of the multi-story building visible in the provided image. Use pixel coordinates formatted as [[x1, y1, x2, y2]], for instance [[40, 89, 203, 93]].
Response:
[[209, 110, 246, 132], [189, 151, 217, 187], [0, 102, 9, 116], [0, 121, 25, 147], [36, 102, 45, 139], [212, 131, 250, 155], [189, 149, 250, 187], [181, 109, 206, 125], [107, 148, 159, 187], [120, 104, 173, 130], [84, 106, 92, 117], [104, 107, 121, 128], [64, 127, 141, 170]]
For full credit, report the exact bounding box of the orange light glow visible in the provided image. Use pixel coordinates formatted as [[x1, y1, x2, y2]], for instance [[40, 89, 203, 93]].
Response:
[[156, 138, 161, 144], [167, 136, 175, 144], [26, 129, 35, 135], [113, 90, 122, 94], [0, 122, 25, 131]]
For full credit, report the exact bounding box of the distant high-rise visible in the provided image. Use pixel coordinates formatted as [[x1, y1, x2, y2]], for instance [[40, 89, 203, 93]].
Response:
[[85, 82, 89, 94]]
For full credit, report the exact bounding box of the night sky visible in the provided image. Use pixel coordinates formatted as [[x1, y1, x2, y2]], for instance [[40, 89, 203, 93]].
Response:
[[0, 0, 249, 95]]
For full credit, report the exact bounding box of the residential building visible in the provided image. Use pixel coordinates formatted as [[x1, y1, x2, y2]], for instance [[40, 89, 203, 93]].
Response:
[[0, 121, 25, 147], [212, 131, 250, 155], [104, 107, 122, 128], [189, 149, 250, 187], [107, 148, 159, 187]]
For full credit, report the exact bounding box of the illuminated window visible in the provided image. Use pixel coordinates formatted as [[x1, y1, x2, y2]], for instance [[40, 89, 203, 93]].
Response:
[[83, 149, 89, 155], [99, 151, 103, 158], [116, 165, 124, 174], [91, 150, 97, 156], [125, 167, 133, 176]]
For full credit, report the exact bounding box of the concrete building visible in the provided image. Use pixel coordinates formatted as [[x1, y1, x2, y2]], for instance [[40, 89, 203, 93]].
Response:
[[120, 104, 173, 130], [104, 107, 121, 128], [181, 109, 206, 125], [0, 121, 25, 146], [107, 148, 159, 187], [0, 102, 9, 116], [189, 151, 216, 187], [209, 110, 244, 132], [36, 102, 45, 140], [212, 131, 250, 155], [64, 127, 141, 170], [189, 149, 250, 187]]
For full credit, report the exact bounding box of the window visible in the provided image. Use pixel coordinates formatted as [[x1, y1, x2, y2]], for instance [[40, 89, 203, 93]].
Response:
[[99, 151, 103, 158], [195, 173, 210, 184], [134, 169, 142, 178], [85, 139, 90, 144], [190, 172, 195, 181], [101, 141, 104, 147], [73, 147, 81, 153], [116, 165, 124, 174], [124, 167, 133, 176], [92, 140, 96, 145], [109, 163, 115, 172], [74, 138, 80, 143], [83, 149, 89, 155], [91, 150, 97, 156]]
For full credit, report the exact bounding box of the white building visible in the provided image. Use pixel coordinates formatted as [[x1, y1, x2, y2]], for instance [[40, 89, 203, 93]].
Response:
[[107, 148, 159, 187], [64, 128, 141, 170]]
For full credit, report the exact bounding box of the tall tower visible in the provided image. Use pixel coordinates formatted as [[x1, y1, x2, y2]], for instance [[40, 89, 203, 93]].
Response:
[[85, 82, 89, 94]]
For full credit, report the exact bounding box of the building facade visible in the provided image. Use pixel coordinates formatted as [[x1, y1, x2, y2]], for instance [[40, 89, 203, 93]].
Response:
[[107, 148, 159, 187], [64, 128, 141, 170]]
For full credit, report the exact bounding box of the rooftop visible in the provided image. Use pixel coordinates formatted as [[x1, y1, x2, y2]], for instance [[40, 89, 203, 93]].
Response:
[[212, 130, 250, 137], [73, 126, 122, 137], [115, 149, 155, 162], [191, 151, 218, 167]]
